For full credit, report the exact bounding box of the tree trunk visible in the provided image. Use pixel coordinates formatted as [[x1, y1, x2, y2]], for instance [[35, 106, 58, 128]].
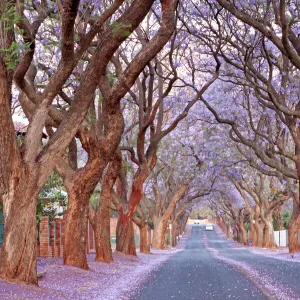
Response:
[[116, 212, 136, 255], [93, 200, 113, 263], [139, 221, 150, 254], [181, 214, 189, 233], [232, 225, 238, 241], [91, 155, 121, 263], [152, 220, 163, 249], [238, 224, 247, 245], [171, 222, 177, 247], [152, 218, 168, 249], [152, 183, 188, 249], [0, 181, 39, 284], [0, 11, 39, 284], [226, 224, 231, 238], [250, 215, 257, 246], [148, 226, 152, 247], [254, 220, 264, 247], [238, 210, 247, 245], [117, 167, 150, 255], [288, 197, 300, 253], [63, 154, 110, 268], [262, 215, 277, 249], [63, 188, 89, 269], [251, 227, 257, 246]]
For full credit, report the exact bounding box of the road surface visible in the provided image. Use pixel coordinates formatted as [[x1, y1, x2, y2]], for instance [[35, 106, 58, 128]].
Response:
[[129, 225, 300, 300]]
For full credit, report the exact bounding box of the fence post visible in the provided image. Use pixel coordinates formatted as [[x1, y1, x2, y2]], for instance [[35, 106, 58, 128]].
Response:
[[49, 220, 55, 258], [61, 215, 66, 258], [55, 219, 61, 257], [39, 216, 50, 257]]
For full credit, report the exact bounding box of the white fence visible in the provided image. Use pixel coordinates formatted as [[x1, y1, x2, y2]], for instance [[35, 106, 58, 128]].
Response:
[[247, 229, 289, 247], [274, 230, 288, 247]]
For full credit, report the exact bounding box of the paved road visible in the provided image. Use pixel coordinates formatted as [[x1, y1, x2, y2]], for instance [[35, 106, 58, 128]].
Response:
[[130, 225, 300, 300]]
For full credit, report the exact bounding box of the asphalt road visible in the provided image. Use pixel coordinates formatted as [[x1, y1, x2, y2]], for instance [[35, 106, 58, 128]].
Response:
[[129, 225, 300, 300]]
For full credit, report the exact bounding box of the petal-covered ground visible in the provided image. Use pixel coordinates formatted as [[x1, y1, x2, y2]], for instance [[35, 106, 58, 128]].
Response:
[[0, 234, 189, 300]]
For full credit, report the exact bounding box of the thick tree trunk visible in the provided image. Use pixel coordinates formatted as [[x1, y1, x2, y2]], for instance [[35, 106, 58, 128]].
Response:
[[0, 14, 39, 284], [152, 184, 188, 249], [139, 221, 150, 254], [288, 197, 300, 253], [152, 220, 163, 249], [238, 210, 247, 245], [91, 155, 121, 263], [262, 218, 277, 249], [250, 215, 257, 246], [288, 218, 300, 253], [63, 155, 110, 268], [152, 218, 168, 249], [226, 224, 231, 238], [63, 189, 89, 269], [233, 226, 239, 241], [251, 227, 257, 246], [254, 220, 264, 247], [217, 217, 224, 233], [117, 167, 150, 255], [148, 226, 152, 247], [181, 214, 189, 233], [0, 181, 39, 284], [171, 223, 177, 247], [261, 212, 277, 249], [238, 224, 247, 245], [93, 201, 113, 263], [116, 212, 136, 255]]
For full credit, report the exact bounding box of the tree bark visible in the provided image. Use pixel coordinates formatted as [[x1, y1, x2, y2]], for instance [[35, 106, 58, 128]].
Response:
[[237, 224, 247, 245], [226, 224, 231, 239], [90, 154, 121, 263], [262, 214, 277, 249], [0, 180, 39, 284], [249, 214, 257, 246], [63, 188, 89, 269], [287, 192, 300, 252], [180, 214, 189, 234], [91, 193, 113, 263], [116, 167, 149, 255], [116, 212, 136, 255], [238, 210, 247, 245], [152, 183, 188, 249], [0, 7, 39, 284], [253, 220, 264, 247], [152, 217, 168, 249], [94, 209, 113, 263], [171, 222, 177, 247], [138, 221, 150, 254], [222, 217, 231, 238], [232, 225, 239, 241]]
